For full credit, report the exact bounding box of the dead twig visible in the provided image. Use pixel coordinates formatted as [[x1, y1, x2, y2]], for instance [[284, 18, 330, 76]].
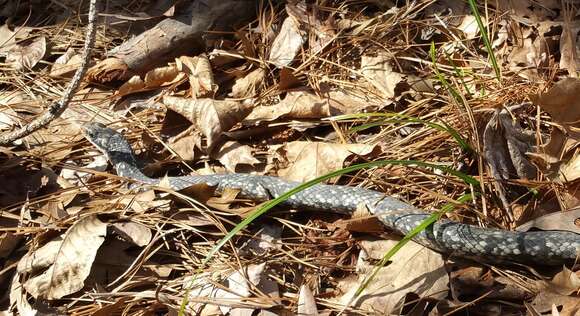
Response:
[[0, 0, 98, 145]]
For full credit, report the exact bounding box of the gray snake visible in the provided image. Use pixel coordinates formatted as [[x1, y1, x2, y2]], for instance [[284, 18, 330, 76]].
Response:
[[83, 122, 580, 265]]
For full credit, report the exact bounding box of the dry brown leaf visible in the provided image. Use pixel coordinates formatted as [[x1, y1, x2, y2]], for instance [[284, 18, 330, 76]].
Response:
[[231, 68, 266, 98], [269, 8, 305, 68], [0, 232, 20, 258], [272, 141, 379, 182], [115, 190, 170, 213], [531, 78, 580, 182], [330, 204, 385, 233], [508, 36, 548, 80], [167, 134, 200, 161], [516, 208, 580, 233], [117, 75, 146, 97], [144, 64, 181, 87], [6, 36, 46, 70], [110, 222, 152, 247], [297, 284, 318, 315], [549, 266, 580, 295], [117, 65, 182, 97], [360, 53, 404, 100], [176, 54, 217, 97], [286, 2, 336, 53], [163, 96, 252, 149], [9, 273, 37, 316], [214, 141, 259, 172], [560, 21, 580, 76], [186, 263, 267, 315], [484, 109, 537, 181], [245, 89, 373, 123], [86, 57, 129, 83], [50, 48, 82, 78], [17, 216, 107, 299], [457, 15, 482, 40], [333, 240, 448, 314], [0, 24, 16, 54]]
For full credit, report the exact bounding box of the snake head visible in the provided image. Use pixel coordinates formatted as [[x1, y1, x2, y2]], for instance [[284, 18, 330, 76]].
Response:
[[82, 122, 118, 152]]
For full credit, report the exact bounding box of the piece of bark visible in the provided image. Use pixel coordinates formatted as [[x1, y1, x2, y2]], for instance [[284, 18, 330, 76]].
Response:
[[87, 1, 257, 83]]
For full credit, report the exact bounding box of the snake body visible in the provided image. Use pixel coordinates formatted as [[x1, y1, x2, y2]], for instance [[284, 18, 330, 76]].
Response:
[[83, 122, 580, 265]]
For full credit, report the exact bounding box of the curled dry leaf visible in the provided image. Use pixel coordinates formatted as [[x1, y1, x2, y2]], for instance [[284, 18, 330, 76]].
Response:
[[530, 78, 580, 183], [167, 134, 200, 161], [6, 36, 46, 70], [231, 68, 266, 98], [483, 109, 537, 181], [286, 1, 336, 53], [269, 9, 306, 68], [559, 15, 579, 75], [457, 15, 482, 40], [271, 141, 379, 182], [163, 96, 252, 149], [117, 64, 182, 97], [50, 48, 82, 78], [214, 141, 259, 173], [10, 273, 37, 316], [111, 221, 152, 247], [360, 53, 404, 100], [245, 89, 373, 123], [86, 57, 129, 83], [298, 284, 318, 316], [333, 240, 448, 314], [17, 215, 107, 299], [176, 54, 217, 97], [186, 263, 267, 315]]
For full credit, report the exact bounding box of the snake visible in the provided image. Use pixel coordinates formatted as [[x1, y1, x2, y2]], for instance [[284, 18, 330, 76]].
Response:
[[82, 122, 580, 265]]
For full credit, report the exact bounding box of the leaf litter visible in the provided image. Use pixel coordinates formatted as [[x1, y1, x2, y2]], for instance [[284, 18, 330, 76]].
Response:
[[1, 1, 580, 315]]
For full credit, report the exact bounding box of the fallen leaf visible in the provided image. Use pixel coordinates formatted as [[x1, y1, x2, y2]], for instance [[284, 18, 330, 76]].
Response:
[[117, 64, 182, 97], [360, 53, 404, 100], [298, 284, 318, 316], [176, 54, 217, 97], [516, 208, 580, 233], [484, 109, 537, 181], [286, 2, 336, 53], [531, 78, 580, 183], [245, 89, 374, 123], [9, 273, 37, 316], [483, 108, 537, 215], [231, 68, 266, 98], [17, 215, 107, 299], [272, 141, 379, 182], [86, 57, 129, 83], [269, 9, 306, 68], [333, 240, 448, 314], [508, 36, 548, 80], [167, 134, 200, 161], [6, 36, 46, 70], [110, 221, 152, 247], [559, 10, 579, 75], [549, 266, 580, 295], [457, 15, 482, 40], [214, 141, 260, 172], [163, 96, 252, 149], [186, 263, 267, 315], [50, 48, 82, 77]]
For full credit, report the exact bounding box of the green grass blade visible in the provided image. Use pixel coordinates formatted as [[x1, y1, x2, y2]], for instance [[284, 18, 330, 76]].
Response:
[[332, 112, 471, 152], [430, 42, 464, 104], [468, 0, 501, 82]]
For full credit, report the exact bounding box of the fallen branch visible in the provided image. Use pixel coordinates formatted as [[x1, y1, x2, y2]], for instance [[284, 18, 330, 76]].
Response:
[[0, 0, 98, 146]]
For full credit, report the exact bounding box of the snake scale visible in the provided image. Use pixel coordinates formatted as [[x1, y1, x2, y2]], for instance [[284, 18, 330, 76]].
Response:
[[83, 122, 580, 265]]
